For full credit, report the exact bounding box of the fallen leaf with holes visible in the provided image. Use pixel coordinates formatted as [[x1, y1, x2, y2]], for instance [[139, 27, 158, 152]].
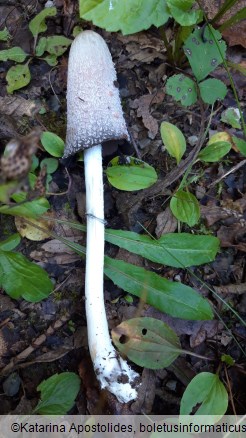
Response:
[[15, 215, 53, 241], [130, 91, 165, 138], [155, 207, 178, 238]]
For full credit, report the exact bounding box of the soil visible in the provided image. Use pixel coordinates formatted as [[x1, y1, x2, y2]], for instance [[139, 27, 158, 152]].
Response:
[[0, 0, 245, 415]]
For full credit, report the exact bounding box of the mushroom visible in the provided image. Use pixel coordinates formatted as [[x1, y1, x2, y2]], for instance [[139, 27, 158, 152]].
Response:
[[64, 31, 139, 403]]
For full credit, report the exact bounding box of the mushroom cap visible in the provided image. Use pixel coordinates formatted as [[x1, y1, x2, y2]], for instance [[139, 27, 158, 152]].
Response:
[[64, 30, 130, 158]]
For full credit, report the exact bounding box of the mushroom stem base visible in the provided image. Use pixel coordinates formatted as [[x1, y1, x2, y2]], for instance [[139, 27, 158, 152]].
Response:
[[84, 145, 139, 403]]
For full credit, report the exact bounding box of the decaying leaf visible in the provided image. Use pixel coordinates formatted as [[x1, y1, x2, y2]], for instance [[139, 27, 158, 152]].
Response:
[[129, 91, 165, 138]]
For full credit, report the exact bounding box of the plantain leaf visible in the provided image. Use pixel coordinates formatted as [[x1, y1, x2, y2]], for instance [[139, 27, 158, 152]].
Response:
[[112, 317, 182, 369], [0, 198, 50, 218], [41, 132, 64, 157], [180, 372, 228, 420], [105, 229, 219, 268], [170, 190, 200, 226], [104, 256, 213, 320], [161, 122, 186, 164], [232, 136, 246, 157], [198, 140, 231, 163], [0, 234, 21, 251], [106, 156, 157, 191]]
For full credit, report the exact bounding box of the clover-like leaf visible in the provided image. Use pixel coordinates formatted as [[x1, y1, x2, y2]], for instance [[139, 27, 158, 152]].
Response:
[[184, 26, 226, 81], [6, 63, 31, 93], [199, 78, 227, 104], [80, 0, 170, 35], [166, 74, 197, 107]]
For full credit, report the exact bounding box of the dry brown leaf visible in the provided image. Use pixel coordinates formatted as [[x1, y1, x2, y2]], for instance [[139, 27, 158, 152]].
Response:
[[0, 96, 40, 118], [217, 223, 246, 251], [130, 91, 165, 138], [155, 207, 178, 237]]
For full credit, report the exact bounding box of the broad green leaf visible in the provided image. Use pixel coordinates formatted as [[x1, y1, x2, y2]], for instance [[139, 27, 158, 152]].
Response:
[[104, 256, 213, 320], [0, 198, 50, 218], [183, 26, 226, 81], [161, 122, 186, 164], [79, 0, 103, 15], [0, 27, 10, 41], [0, 181, 19, 203], [35, 37, 47, 56], [0, 234, 21, 251], [221, 107, 241, 129], [170, 190, 200, 226], [41, 131, 64, 157], [166, 0, 202, 26], [199, 78, 227, 104], [0, 47, 27, 62], [106, 156, 157, 191], [81, 0, 170, 35], [232, 136, 246, 157], [198, 141, 231, 163], [112, 317, 182, 369], [45, 35, 71, 56], [40, 158, 58, 174], [105, 229, 219, 267], [33, 372, 80, 414], [6, 63, 31, 94], [166, 74, 197, 107], [29, 7, 57, 37], [0, 250, 53, 301], [180, 372, 228, 420]]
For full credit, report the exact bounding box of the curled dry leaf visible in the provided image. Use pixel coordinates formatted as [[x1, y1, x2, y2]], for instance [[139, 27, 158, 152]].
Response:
[[129, 91, 165, 138], [155, 207, 178, 238]]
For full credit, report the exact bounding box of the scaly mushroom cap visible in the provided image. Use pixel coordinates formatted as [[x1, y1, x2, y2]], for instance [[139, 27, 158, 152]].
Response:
[[64, 30, 129, 158]]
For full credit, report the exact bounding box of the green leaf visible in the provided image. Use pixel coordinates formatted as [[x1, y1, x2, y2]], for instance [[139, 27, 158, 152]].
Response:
[[170, 190, 200, 226], [41, 131, 64, 157], [40, 158, 58, 174], [81, 0, 170, 35], [45, 35, 72, 56], [6, 63, 31, 94], [104, 256, 213, 320], [0, 27, 10, 41], [33, 372, 80, 414], [161, 122, 186, 164], [180, 372, 228, 419], [166, 0, 203, 26], [105, 229, 219, 268], [43, 54, 58, 66], [0, 47, 27, 62], [35, 37, 47, 56], [79, 0, 103, 15], [233, 136, 246, 157], [183, 26, 227, 81], [0, 234, 21, 251], [221, 107, 241, 129], [166, 74, 197, 107], [221, 354, 235, 366], [0, 198, 50, 218], [0, 250, 53, 301], [106, 156, 157, 191], [29, 7, 57, 37], [199, 78, 227, 104], [198, 141, 231, 163], [112, 317, 182, 369]]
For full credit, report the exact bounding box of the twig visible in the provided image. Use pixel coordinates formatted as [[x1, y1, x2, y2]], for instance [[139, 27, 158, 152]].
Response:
[[208, 159, 246, 188]]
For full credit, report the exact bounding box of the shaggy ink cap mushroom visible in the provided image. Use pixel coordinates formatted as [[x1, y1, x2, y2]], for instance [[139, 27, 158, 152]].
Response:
[[64, 30, 130, 157], [64, 30, 139, 403]]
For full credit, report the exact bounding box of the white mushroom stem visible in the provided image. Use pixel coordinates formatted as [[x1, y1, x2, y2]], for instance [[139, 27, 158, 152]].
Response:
[[84, 144, 138, 403]]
